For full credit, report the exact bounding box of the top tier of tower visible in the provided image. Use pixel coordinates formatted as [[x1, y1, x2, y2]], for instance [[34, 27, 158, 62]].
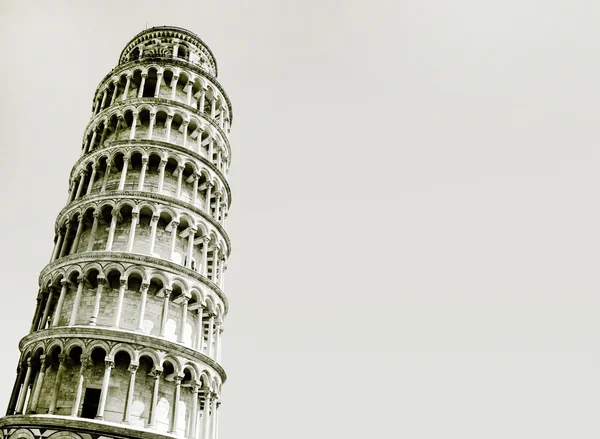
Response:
[[119, 26, 219, 78]]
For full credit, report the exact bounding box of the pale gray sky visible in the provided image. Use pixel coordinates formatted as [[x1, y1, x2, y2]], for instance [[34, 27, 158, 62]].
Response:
[[1, 1, 599, 437]]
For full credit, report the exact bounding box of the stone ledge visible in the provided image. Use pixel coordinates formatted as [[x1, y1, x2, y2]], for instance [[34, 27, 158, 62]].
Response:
[[0, 414, 180, 439]]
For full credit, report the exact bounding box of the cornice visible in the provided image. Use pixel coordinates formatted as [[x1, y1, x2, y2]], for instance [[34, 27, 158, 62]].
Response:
[[54, 190, 231, 254], [39, 252, 229, 313], [18, 326, 226, 381], [0, 415, 186, 439]]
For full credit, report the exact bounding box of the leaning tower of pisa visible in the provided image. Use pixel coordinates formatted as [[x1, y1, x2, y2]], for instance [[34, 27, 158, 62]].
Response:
[[0, 26, 232, 439]]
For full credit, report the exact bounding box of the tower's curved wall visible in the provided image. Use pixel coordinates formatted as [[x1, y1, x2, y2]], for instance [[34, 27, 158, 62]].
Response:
[[0, 26, 232, 439]]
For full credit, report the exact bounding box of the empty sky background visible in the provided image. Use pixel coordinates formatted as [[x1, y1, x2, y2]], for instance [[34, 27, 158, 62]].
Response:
[[1, 1, 599, 437]]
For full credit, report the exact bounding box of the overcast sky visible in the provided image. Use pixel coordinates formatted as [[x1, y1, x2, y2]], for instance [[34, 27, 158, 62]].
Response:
[[1, 1, 600, 438]]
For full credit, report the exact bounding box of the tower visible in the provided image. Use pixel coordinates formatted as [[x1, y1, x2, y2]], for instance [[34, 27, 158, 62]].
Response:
[[0, 26, 232, 439]]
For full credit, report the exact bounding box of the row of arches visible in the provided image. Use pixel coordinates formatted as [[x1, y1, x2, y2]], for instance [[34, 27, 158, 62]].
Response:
[[33, 263, 225, 357], [51, 198, 229, 288], [91, 64, 229, 135], [9, 340, 221, 439], [83, 104, 230, 176], [69, 148, 229, 223], [121, 31, 217, 77]]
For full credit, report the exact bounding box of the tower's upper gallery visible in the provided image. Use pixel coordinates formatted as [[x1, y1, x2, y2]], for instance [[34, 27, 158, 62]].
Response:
[[119, 26, 219, 77]]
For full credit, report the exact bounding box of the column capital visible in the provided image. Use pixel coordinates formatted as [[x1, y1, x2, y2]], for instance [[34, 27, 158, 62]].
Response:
[[80, 355, 91, 368], [150, 367, 163, 378], [182, 120, 190, 126], [132, 211, 139, 219], [104, 358, 115, 369], [166, 114, 174, 121], [119, 278, 127, 287], [140, 72, 147, 78], [141, 157, 149, 165], [151, 214, 160, 223], [93, 211, 103, 220], [141, 282, 150, 292], [97, 275, 106, 285], [150, 112, 156, 119], [128, 363, 139, 373], [58, 353, 68, 364]]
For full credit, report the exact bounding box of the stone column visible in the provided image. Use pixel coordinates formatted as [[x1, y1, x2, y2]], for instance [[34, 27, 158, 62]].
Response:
[[136, 282, 149, 331], [202, 390, 212, 439], [207, 313, 215, 357], [50, 234, 63, 262], [186, 81, 194, 105], [205, 183, 212, 215], [127, 211, 139, 251], [95, 357, 114, 420], [122, 74, 132, 101], [89, 276, 105, 325], [71, 216, 85, 253], [15, 358, 33, 414], [189, 385, 200, 439], [201, 237, 210, 277], [178, 295, 190, 343], [86, 211, 101, 251], [148, 368, 162, 428], [99, 90, 107, 112], [29, 294, 43, 333], [186, 228, 197, 269], [171, 75, 179, 100], [138, 157, 148, 190], [71, 355, 89, 417], [51, 279, 69, 327], [164, 115, 173, 142], [86, 131, 97, 153], [110, 81, 119, 105], [68, 277, 85, 326], [210, 98, 217, 118], [214, 193, 222, 220], [182, 120, 189, 148], [195, 306, 204, 351], [28, 355, 47, 414], [160, 289, 172, 337], [211, 249, 220, 282], [175, 165, 184, 198], [148, 214, 159, 255], [154, 70, 163, 97], [39, 288, 55, 330], [129, 112, 138, 139], [215, 324, 223, 363], [100, 158, 112, 192], [105, 210, 120, 251], [198, 88, 206, 113], [213, 401, 221, 439], [138, 73, 146, 98], [101, 159, 112, 192], [114, 278, 127, 327], [122, 362, 138, 423], [74, 172, 86, 199], [86, 164, 97, 195], [147, 112, 156, 139], [58, 221, 72, 258], [191, 174, 199, 206], [7, 364, 24, 415], [118, 156, 130, 190], [169, 221, 180, 260], [170, 375, 183, 433], [158, 160, 167, 192], [48, 353, 67, 414]]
